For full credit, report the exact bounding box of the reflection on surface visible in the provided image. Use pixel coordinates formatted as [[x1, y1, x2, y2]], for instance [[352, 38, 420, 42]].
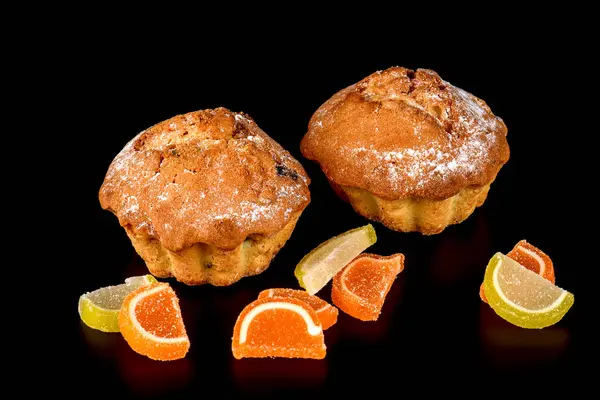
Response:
[[117, 341, 194, 395], [478, 303, 570, 366], [80, 321, 123, 359], [80, 303, 194, 395], [429, 214, 492, 285], [232, 357, 327, 391]]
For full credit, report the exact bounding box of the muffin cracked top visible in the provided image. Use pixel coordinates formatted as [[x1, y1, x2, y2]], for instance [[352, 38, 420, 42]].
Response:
[[300, 67, 509, 200], [100, 108, 310, 251]]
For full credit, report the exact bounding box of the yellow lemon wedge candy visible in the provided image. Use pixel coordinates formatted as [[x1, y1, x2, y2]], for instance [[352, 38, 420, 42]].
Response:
[[78, 275, 157, 332], [294, 224, 377, 295], [483, 253, 573, 329]]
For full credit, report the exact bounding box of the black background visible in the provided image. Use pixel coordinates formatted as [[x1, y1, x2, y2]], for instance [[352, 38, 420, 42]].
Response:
[[62, 26, 585, 398]]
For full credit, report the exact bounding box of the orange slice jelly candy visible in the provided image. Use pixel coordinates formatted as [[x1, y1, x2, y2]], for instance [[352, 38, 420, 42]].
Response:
[[232, 297, 326, 359], [331, 253, 405, 321], [480, 240, 555, 303], [258, 288, 338, 330], [119, 282, 190, 361]]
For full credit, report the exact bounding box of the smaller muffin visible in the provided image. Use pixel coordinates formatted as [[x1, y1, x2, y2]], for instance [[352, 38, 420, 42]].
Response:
[[99, 108, 310, 286], [301, 67, 509, 234]]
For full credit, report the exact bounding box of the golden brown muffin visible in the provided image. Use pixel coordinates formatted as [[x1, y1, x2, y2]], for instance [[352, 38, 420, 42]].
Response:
[[100, 108, 310, 285], [301, 67, 509, 234]]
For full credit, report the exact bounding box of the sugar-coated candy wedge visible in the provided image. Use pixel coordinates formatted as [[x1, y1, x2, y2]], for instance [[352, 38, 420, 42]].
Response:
[[294, 224, 377, 295], [483, 253, 573, 329], [258, 288, 338, 330], [232, 297, 326, 359], [331, 253, 404, 321], [480, 240, 555, 303], [78, 275, 157, 332], [119, 282, 190, 361]]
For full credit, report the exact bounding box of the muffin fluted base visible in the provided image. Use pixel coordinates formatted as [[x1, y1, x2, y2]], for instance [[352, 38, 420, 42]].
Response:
[[125, 212, 302, 286], [332, 182, 492, 235]]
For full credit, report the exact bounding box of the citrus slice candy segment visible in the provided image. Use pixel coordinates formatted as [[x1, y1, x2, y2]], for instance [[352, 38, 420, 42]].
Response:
[[480, 240, 555, 303], [294, 224, 377, 295], [119, 282, 190, 360], [258, 288, 338, 330], [232, 297, 326, 359], [78, 274, 157, 332], [331, 253, 404, 321], [483, 252, 574, 329]]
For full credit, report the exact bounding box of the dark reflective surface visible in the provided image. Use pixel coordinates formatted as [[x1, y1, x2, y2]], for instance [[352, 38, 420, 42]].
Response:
[[68, 46, 581, 397]]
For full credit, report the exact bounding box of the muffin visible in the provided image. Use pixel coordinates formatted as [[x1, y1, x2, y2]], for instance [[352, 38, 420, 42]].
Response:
[[99, 108, 310, 285], [301, 67, 509, 234]]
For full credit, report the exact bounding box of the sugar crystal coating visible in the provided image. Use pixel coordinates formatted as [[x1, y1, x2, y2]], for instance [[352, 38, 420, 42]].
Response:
[[232, 297, 326, 359], [258, 288, 338, 330], [483, 252, 574, 329], [331, 253, 404, 321], [78, 275, 156, 333], [133, 287, 185, 338], [119, 283, 190, 361], [495, 256, 562, 310], [480, 240, 555, 304]]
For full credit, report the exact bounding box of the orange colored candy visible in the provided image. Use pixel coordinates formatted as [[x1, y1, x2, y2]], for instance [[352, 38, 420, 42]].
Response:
[[480, 240, 555, 303], [331, 253, 405, 321], [232, 297, 326, 359], [507, 240, 555, 283], [119, 282, 190, 361], [258, 288, 338, 330]]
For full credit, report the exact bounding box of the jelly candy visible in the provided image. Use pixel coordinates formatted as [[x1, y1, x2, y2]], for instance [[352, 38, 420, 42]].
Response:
[[483, 253, 573, 329], [258, 288, 338, 330], [119, 282, 190, 361], [331, 253, 404, 321], [295, 224, 377, 295], [78, 275, 156, 332], [232, 297, 326, 359], [480, 240, 555, 303]]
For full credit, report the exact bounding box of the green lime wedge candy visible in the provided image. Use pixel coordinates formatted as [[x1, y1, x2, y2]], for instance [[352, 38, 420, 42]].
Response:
[[483, 253, 574, 329], [295, 224, 377, 295], [78, 274, 157, 332]]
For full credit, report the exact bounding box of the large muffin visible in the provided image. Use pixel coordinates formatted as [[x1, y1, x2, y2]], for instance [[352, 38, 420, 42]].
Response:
[[100, 108, 310, 285], [301, 67, 509, 234]]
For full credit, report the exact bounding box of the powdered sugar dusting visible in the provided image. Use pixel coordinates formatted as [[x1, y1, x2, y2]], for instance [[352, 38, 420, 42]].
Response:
[[347, 123, 497, 194], [303, 68, 508, 198], [99, 108, 310, 250], [123, 195, 139, 214], [452, 85, 502, 135]]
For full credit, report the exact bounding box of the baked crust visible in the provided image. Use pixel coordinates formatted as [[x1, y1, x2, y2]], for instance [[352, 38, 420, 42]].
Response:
[[301, 67, 509, 201], [99, 108, 310, 252], [332, 181, 492, 234], [126, 211, 302, 286]]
